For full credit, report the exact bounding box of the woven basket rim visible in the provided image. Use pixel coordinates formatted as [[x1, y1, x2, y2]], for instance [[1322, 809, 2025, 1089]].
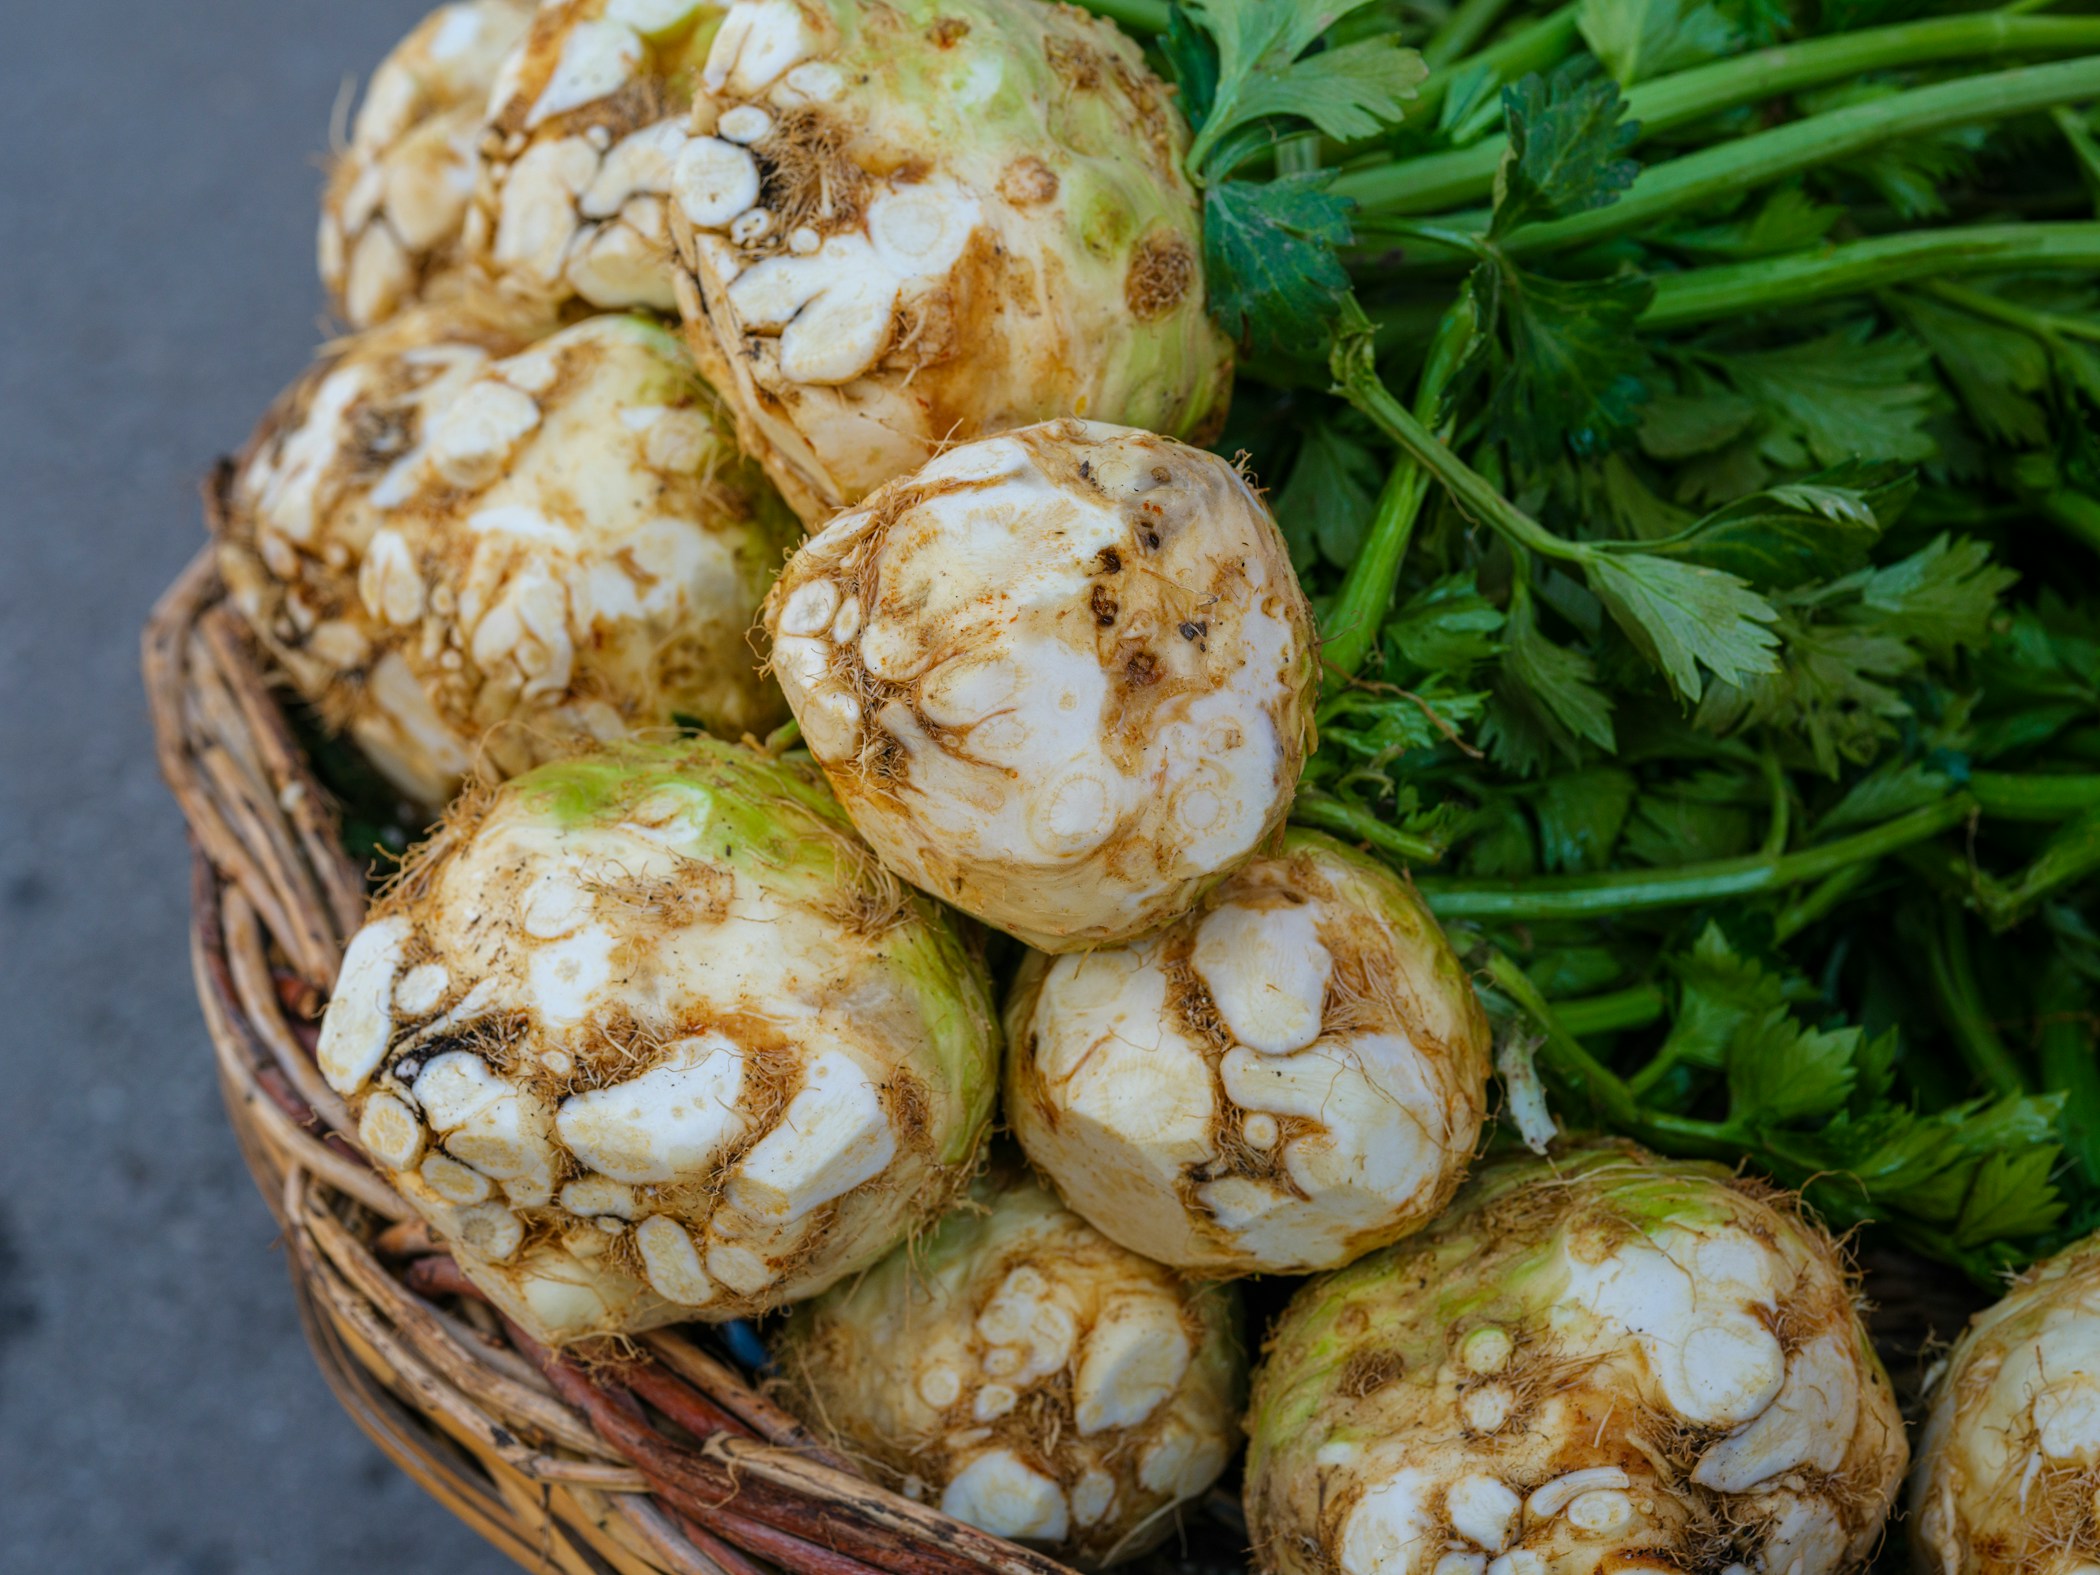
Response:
[[144, 540, 1105, 1575]]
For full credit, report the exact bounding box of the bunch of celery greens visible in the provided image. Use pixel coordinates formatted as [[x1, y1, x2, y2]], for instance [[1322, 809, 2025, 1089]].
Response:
[[1090, 0, 2100, 1282]]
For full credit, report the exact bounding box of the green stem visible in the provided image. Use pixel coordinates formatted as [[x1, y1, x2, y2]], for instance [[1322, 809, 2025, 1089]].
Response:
[[1927, 277, 2100, 343], [1423, 0, 1516, 69], [1772, 861, 1878, 941], [1335, 14, 2100, 215], [1405, 3, 1582, 130], [1759, 743, 1791, 860], [2056, 103, 2100, 199], [1555, 983, 1668, 1037], [1971, 771, 2100, 821], [1071, 0, 1169, 32], [1321, 293, 1481, 677], [1275, 132, 1323, 177], [1928, 904, 2032, 1095], [1980, 807, 2100, 930], [1379, 57, 2100, 257], [1624, 1042, 1687, 1101], [1481, 952, 1646, 1129], [1898, 845, 2021, 914], [1414, 796, 1976, 919], [2035, 961, 2100, 1186], [1323, 462, 1435, 678], [1290, 791, 1446, 863], [2040, 488, 2100, 556], [1335, 333, 1587, 565], [1483, 952, 1739, 1149], [1641, 224, 2100, 331]]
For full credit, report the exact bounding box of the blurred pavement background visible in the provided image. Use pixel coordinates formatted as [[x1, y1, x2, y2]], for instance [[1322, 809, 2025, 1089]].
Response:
[[0, 2, 510, 1568]]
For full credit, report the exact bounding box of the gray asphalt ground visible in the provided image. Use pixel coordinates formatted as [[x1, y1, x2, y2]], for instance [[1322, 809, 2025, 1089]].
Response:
[[0, 2, 509, 1568]]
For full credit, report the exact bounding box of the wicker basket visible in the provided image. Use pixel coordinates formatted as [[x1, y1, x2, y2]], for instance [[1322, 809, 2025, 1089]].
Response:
[[143, 535, 1106, 1575], [144, 511, 1982, 1575]]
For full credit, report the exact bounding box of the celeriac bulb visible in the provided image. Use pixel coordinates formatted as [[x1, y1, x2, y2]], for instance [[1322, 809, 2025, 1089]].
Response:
[[316, 739, 1000, 1344]]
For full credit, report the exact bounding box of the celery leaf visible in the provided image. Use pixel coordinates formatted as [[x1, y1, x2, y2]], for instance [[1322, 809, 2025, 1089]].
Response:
[[1203, 176, 1361, 349], [1585, 552, 1780, 702], [1491, 61, 1642, 239], [1480, 260, 1656, 462]]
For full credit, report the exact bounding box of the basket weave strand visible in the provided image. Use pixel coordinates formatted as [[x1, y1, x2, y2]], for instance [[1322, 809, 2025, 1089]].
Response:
[[144, 544, 1088, 1575]]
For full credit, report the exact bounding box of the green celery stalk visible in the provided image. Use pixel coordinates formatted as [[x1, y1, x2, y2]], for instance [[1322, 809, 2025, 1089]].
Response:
[[1415, 798, 1976, 919], [1336, 14, 2100, 216], [1070, 0, 1169, 33], [1641, 224, 2100, 330]]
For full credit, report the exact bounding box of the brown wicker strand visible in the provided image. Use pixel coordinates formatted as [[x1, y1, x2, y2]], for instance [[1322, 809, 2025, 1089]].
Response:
[[146, 556, 318, 981], [298, 1185, 622, 1460], [641, 1334, 858, 1473], [286, 1171, 649, 1492], [190, 853, 408, 1221], [502, 1321, 985, 1575], [620, 1498, 749, 1575], [679, 1509, 896, 1575], [221, 885, 359, 1141], [287, 1259, 570, 1571], [194, 601, 367, 942], [670, 1513, 781, 1575]]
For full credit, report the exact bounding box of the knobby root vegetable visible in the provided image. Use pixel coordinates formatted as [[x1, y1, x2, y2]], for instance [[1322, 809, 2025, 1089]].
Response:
[[464, 0, 723, 315], [315, 738, 999, 1343], [1245, 1141, 1907, 1575], [319, 0, 536, 328], [1911, 1231, 2100, 1574], [1006, 828, 1490, 1275], [666, 0, 1233, 521], [218, 301, 801, 807], [763, 419, 1317, 952], [775, 1166, 1244, 1565]]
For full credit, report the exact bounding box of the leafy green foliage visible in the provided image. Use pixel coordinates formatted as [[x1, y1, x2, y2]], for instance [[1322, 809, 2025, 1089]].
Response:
[[1851, 534, 2016, 663], [1170, 0, 1424, 350], [1675, 928, 2061, 1263], [1653, 923, 1788, 1081], [1897, 293, 2053, 449], [1204, 177, 1363, 349], [1276, 416, 1384, 571], [1585, 551, 1779, 702], [1693, 324, 1941, 472], [1803, 80, 1990, 220], [1968, 595, 2100, 762], [1689, 535, 2010, 774], [1638, 391, 1758, 460], [1491, 62, 1643, 239], [1386, 62, 1658, 463], [1249, 0, 2100, 1281], [1577, 0, 1742, 87], [1386, 572, 1506, 672], [1815, 758, 1956, 835], [1621, 778, 1756, 864], [1160, 4, 1222, 126], [1660, 185, 1842, 262], [1317, 682, 1494, 770], [1727, 1007, 1867, 1124], [1479, 262, 1656, 462], [1178, 0, 1425, 175], [1484, 579, 1619, 771], [1758, 1088, 2067, 1260], [1302, 572, 1504, 803], [1535, 767, 1638, 871], [1641, 466, 1908, 586]]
